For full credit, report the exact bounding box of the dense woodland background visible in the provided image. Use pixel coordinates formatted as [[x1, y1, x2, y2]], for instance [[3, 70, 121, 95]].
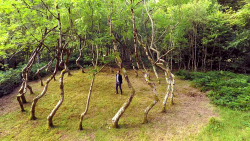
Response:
[[0, 0, 249, 73]]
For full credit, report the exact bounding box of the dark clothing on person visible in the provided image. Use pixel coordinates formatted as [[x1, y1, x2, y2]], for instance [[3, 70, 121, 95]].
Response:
[[116, 74, 122, 84], [116, 82, 122, 94], [116, 74, 123, 94]]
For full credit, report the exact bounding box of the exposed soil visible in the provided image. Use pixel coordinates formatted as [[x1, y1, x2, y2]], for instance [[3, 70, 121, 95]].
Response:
[[146, 78, 218, 140], [0, 88, 19, 116], [0, 80, 41, 116]]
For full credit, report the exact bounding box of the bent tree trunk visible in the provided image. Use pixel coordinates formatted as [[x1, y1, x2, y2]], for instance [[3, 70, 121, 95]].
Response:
[[109, 14, 135, 128], [79, 75, 95, 130], [78, 44, 106, 130], [17, 51, 38, 111], [143, 73, 159, 123], [35, 59, 54, 86], [47, 69, 67, 127], [152, 65, 160, 84], [30, 35, 60, 120], [76, 39, 85, 73], [17, 26, 57, 111], [111, 68, 135, 128], [161, 70, 175, 112], [30, 64, 58, 120]]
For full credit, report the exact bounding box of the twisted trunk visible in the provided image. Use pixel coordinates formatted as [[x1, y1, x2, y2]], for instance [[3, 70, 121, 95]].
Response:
[[30, 60, 58, 120], [35, 59, 54, 86], [76, 38, 85, 73], [47, 69, 67, 127], [109, 14, 135, 128], [17, 26, 57, 111], [143, 73, 159, 123]]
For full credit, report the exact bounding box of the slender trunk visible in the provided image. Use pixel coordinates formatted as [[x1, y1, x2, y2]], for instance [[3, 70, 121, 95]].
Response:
[[30, 41, 60, 120], [169, 73, 175, 105], [143, 73, 159, 123], [109, 11, 135, 128], [161, 71, 171, 113], [91, 44, 95, 67], [79, 75, 95, 130], [35, 59, 54, 86], [204, 45, 207, 71], [37, 53, 40, 64], [47, 69, 67, 127], [194, 25, 197, 72], [131, 8, 140, 74], [30, 65, 58, 120], [152, 65, 160, 83]]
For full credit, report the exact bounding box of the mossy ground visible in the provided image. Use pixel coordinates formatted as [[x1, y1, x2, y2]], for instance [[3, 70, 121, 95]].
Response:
[[0, 69, 248, 140]]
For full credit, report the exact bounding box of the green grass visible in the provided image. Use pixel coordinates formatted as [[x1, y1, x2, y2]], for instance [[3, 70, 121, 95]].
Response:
[[0, 69, 249, 140], [0, 69, 169, 141], [194, 107, 250, 141]]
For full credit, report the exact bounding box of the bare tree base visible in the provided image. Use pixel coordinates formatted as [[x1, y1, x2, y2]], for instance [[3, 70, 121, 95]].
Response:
[[17, 96, 25, 111], [111, 123, 119, 128], [161, 107, 166, 113], [142, 117, 148, 124], [79, 122, 83, 130], [30, 115, 37, 120], [47, 119, 54, 128]]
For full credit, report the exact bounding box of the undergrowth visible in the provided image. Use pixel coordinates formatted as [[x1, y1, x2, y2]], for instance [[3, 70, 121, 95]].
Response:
[[176, 70, 250, 110]]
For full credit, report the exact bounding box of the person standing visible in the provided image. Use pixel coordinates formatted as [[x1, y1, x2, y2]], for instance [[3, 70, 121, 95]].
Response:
[[116, 70, 123, 95]]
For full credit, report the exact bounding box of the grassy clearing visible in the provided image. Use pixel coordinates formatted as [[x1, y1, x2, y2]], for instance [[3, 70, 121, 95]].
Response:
[[0, 69, 222, 140], [194, 107, 250, 141]]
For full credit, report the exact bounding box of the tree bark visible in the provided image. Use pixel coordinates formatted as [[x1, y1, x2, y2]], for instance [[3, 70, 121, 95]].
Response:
[[30, 60, 58, 120], [143, 73, 159, 123], [17, 25, 57, 111], [169, 73, 175, 105], [76, 38, 85, 73], [35, 59, 54, 86], [109, 11, 135, 128], [47, 69, 67, 127], [79, 75, 95, 130]]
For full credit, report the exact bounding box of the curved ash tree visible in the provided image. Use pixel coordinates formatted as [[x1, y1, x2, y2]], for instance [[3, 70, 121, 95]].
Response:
[[76, 37, 86, 73], [30, 40, 60, 120], [17, 26, 57, 112], [109, 8, 135, 128], [35, 57, 55, 86], [47, 2, 71, 128], [130, 2, 159, 124], [79, 45, 109, 130], [136, 0, 176, 113]]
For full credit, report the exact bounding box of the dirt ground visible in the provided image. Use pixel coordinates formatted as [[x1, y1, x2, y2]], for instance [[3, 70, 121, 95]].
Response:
[[147, 78, 218, 140]]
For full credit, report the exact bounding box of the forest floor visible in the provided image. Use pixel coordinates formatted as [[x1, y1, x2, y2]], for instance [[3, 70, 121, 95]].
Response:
[[0, 69, 245, 141]]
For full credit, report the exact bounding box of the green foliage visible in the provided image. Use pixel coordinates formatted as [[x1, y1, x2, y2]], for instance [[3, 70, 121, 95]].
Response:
[[207, 117, 224, 132], [0, 68, 22, 97], [176, 70, 250, 110], [175, 69, 191, 80], [0, 62, 51, 97]]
